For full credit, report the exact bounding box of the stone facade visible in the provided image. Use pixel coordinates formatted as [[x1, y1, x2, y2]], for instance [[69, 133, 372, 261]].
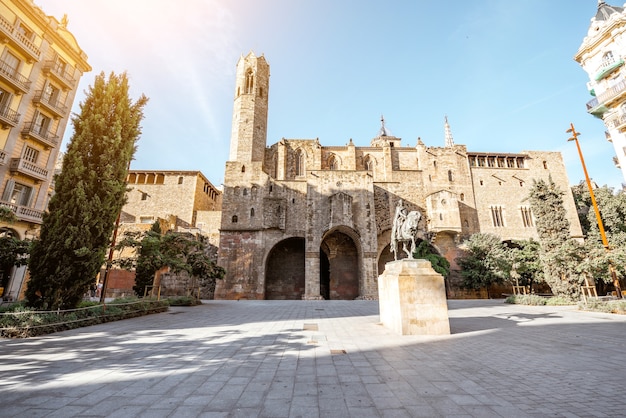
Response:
[[121, 170, 222, 246], [575, 1, 626, 188], [215, 52, 584, 301]]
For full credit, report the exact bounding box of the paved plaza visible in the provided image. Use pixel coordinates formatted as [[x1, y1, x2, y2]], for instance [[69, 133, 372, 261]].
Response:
[[1, 299, 626, 417]]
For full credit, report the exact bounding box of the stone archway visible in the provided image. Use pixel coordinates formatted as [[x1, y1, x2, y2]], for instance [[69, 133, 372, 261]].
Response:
[[320, 230, 359, 300], [265, 237, 305, 300]]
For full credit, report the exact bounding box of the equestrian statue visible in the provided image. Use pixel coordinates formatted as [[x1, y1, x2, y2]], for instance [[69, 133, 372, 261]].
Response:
[[390, 199, 422, 260]]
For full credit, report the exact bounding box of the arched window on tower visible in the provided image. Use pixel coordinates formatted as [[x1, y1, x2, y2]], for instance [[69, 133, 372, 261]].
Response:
[[245, 69, 254, 94], [295, 149, 305, 176]]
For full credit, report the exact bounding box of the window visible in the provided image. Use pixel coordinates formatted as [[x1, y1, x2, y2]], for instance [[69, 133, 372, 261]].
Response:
[[448, 170, 453, 182], [364, 155, 373, 171], [141, 192, 148, 201], [231, 215, 238, 223], [328, 155, 339, 170], [521, 207, 533, 227], [23, 146, 39, 163], [16, 22, 34, 42], [241, 165, 246, 173], [43, 83, 60, 105], [140, 216, 154, 224], [2, 180, 34, 206], [178, 176, 184, 184], [460, 193, 465, 201], [34, 112, 51, 136], [602, 51, 615, 67], [243, 188, 248, 196], [0, 87, 12, 112], [53, 55, 68, 76], [490, 206, 504, 227], [295, 149, 305, 176], [250, 208, 255, 217], [2, 51, 21, 75], [245, 69, 254, 94], [542, 161, 548, 169]]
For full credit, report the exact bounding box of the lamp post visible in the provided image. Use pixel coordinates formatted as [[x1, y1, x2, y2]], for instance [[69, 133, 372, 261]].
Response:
[[567, 123, 622, 298]]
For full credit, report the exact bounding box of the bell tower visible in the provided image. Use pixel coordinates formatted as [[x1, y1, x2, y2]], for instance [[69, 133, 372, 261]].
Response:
[[228, 52, 270, 163]]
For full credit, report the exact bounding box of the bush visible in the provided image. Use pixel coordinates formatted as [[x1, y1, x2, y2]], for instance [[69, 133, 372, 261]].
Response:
[[167, 296, 201, 306], [579, 299, 626, 314], [505, 294, 548, 305], [0, 297, 168, 338]]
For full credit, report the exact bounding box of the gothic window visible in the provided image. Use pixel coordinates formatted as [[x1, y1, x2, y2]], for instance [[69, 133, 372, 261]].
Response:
[[364, 155, 373, 171], [490, 206, 504, 227], [448, 170, 453, 182], [542, 161, 548, 169], [250, 208, 255, 217], [520, 207, 533, 227], [295, 149, 305, 176], [328, 154, 339, 170], [460, 193, 465, 201], [245, 69, 254, 94], [232, 215, 238, 223], [241, 165, 246, 173]]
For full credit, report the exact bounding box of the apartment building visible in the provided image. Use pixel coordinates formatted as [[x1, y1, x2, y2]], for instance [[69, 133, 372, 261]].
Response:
[[0, 0, 90, 300]]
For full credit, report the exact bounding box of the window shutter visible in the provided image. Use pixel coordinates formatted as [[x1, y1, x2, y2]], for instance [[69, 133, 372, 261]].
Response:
[[25, 186, 35, 207], [1, 179, 15, 202]]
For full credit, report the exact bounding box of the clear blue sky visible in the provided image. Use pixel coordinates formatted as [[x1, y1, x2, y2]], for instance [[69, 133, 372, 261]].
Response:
[[39, 0, 624, 191]]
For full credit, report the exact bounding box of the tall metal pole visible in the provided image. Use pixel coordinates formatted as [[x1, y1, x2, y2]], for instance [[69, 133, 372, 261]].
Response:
[[567, 123, 622, 298]]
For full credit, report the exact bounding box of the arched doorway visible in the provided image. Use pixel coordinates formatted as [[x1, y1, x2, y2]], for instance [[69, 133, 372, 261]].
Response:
[[265, 237, 305, 300], [320, 229, 359, 300]]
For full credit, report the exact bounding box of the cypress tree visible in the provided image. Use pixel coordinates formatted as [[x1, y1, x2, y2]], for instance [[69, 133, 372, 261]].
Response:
[[26, 72, 147, 309], [527, 177, 582, 298]]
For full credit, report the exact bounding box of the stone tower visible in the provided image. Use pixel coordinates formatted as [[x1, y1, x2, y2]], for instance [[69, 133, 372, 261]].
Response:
[[575, 1, 626, 188], [228, 52, 270, 163]]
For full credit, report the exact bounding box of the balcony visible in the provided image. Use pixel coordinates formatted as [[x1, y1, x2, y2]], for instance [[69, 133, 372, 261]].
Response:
[[42, 60, 75, 90], [585, 79, 626, 118], [33, 90, 68, 119], [0, 105, 19, 128], [0, 15, 41, 62], [0, 202, 43, 224], [0, 59, 31, 94], [0, 149, 7, 165], [21, 121, 59, 149], [9, 157, 49, 182], [595, 59, 625, 81]]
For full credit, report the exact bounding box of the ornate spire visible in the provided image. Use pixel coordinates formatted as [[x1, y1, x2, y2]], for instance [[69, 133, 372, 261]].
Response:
[[444, 116, 454, 147], [378, 115, 392, 137]]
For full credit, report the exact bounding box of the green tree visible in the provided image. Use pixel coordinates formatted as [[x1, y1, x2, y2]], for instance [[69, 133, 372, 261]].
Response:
[[572, 183, 626, 289], [0, 235, 30, 292], [528, 177, 583, 298], [26, 72, 147, 309], [116, 223, 224, 297], [412, 240, 450, 278], [456, 233, 510, 295], [508, 239, 543, 292]]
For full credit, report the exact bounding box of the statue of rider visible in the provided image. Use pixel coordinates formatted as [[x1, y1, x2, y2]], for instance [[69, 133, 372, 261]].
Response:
[[392, 199, 408, 240]]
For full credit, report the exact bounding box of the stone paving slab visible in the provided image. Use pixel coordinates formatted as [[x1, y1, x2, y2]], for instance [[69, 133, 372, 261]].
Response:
[[1, 299, 626, 417]]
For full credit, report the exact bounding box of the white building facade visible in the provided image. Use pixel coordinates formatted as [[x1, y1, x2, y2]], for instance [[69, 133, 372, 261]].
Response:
[[575, 1, 626, 188]]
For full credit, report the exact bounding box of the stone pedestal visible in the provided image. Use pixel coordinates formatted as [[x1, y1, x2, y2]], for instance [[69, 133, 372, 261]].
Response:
[[378, 259, 450, 335]]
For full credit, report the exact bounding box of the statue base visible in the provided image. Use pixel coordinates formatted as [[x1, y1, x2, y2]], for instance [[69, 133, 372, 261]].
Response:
[[378, 259, 450, 335]]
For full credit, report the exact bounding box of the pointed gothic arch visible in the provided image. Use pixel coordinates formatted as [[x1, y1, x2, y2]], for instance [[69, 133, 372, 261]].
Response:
[[328, 154, 340, 170], [245, 69, 254, 94], [295, 148, 306, 176]]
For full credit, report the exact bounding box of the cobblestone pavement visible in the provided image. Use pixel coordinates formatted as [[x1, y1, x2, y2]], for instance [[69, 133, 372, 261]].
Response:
[[1, 299, 626, 417]]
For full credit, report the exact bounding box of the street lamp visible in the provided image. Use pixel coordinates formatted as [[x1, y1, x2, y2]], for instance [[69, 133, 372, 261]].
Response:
[[567, 123, 622, 298]]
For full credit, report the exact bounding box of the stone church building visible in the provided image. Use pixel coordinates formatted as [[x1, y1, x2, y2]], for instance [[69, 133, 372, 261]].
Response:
[[215, 52, 583, 301]]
